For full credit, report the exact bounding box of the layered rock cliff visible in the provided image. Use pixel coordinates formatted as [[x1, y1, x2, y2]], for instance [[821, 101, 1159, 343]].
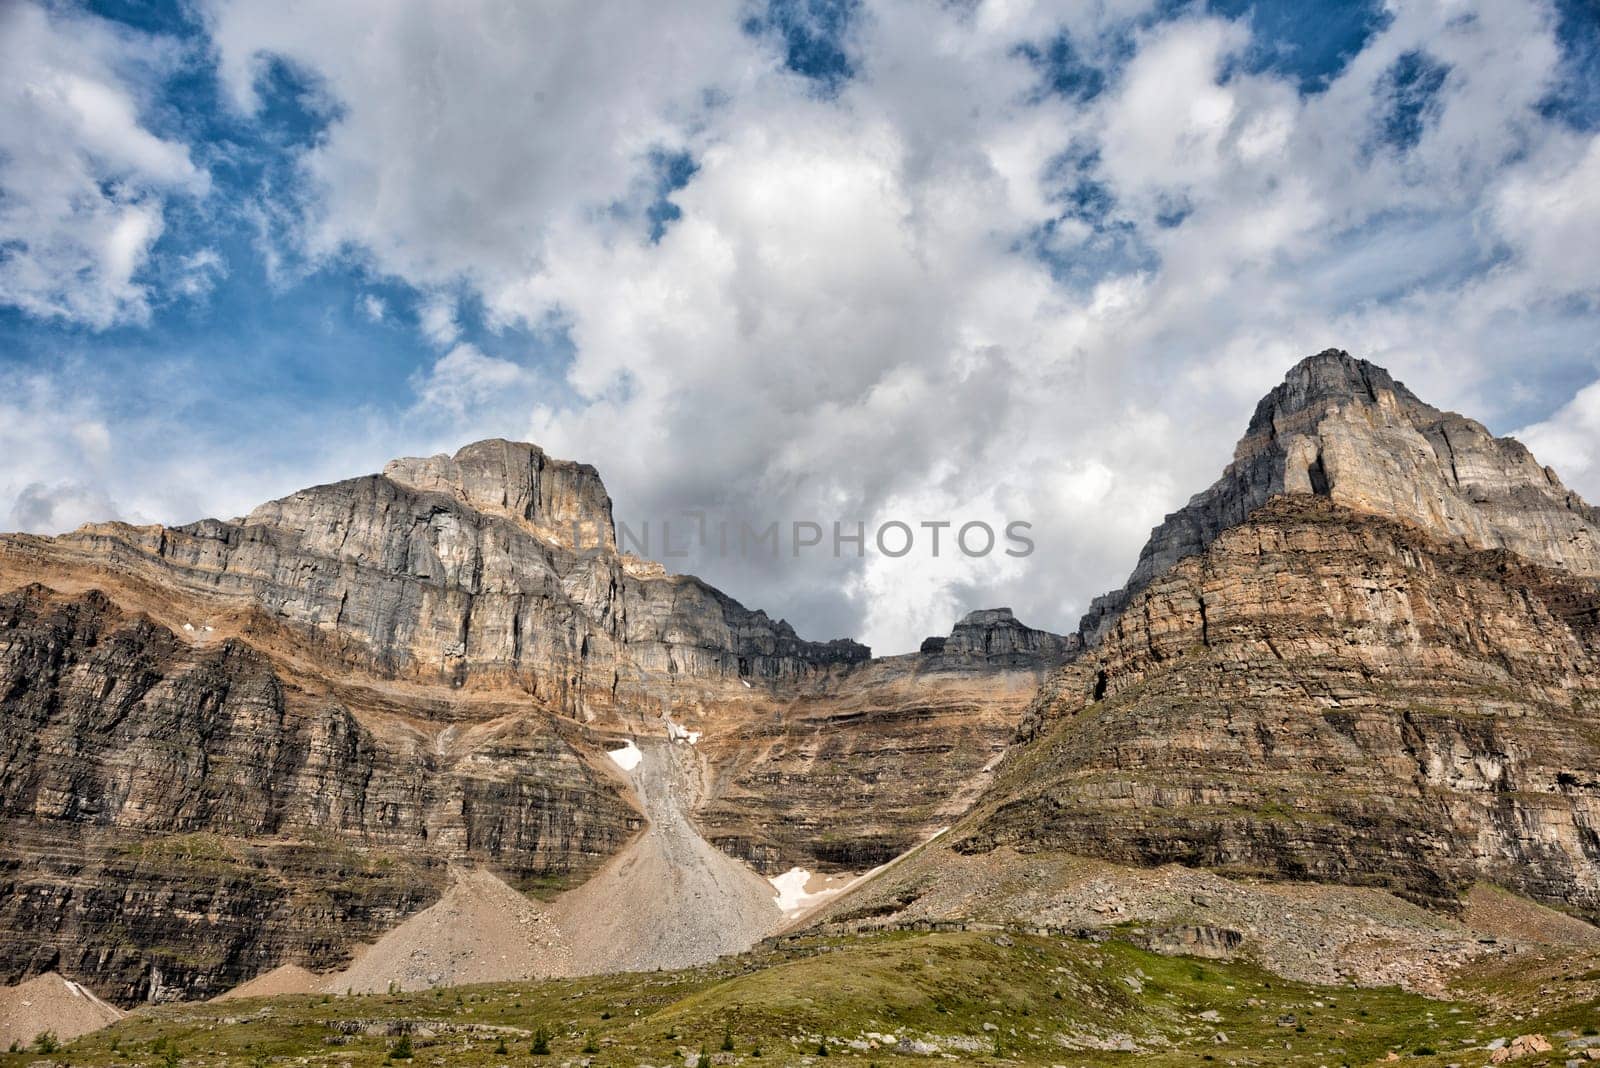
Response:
[[0, 583, 635, 1001], [1080, 350, 1600, 643], [918, 607, 1080, 667], [964, 352, 1600, 919], [698, 609, 1072, 873], [0, 439, 1024, 1002], [0, 440, 868, 719], [967, 495, 1600, 914]]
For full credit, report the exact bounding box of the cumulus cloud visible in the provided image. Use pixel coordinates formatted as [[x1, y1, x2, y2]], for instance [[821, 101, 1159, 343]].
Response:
[[0, 2, 207, 328], [412, 343, 539, 417], [187, 0, 1600, 652], [1497, 134, 1600, 295], [1516, 379, 1600, 497], [203, 0, 756, 293], [8, 0, 1597, 653]]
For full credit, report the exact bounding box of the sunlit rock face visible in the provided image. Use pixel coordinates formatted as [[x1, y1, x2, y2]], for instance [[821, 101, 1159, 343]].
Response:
[[1081, 350, 1600, 644], [1, 439, 868, 718], [970, 353, 1600, 919], [0, 439, 1039, 1003]]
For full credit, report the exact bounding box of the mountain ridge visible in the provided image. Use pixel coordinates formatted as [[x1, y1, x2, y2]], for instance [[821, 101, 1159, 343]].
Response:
[[0, 439, 1070, 1002], [8, 347, 1600, 1011]]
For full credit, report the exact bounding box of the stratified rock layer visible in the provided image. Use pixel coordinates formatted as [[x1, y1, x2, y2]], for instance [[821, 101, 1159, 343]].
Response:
[[0, 440, 1039, 1003], [967, 495, 1600, 915], [3, 440, 867, 718], [1081, 350, 1600, 643], [918, 608, 1080, 667], [0, 584, 634, 1001]]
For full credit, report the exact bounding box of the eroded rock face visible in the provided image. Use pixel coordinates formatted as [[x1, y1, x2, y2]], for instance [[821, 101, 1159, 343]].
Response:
[[698, 655, 1058, 873], [1081, 350, 1600, 643], [0, 440, 1007, 1003], [972, 495, 1600, 915], [0, 440, 867, 717], [0, 584, 634, 1001]]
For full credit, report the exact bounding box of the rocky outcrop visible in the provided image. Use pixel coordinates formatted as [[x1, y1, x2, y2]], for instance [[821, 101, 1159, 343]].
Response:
[[918, 608, 1079, 667], [1081, 350, 1600, 643]]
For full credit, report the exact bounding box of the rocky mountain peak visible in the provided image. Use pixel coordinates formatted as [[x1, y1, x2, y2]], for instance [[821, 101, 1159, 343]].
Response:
[[379, 438, 615, 552], [1080, 349, 1600, 643], [1249, 348, 1431, 426]]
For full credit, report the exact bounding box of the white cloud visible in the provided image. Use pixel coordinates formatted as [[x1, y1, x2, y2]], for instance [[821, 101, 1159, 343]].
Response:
[[174, 247, 227, 298], [417, 293, 460, 346], [1496, 134, 1600, 294], [359, 294, 387, 322], [30, 0, 1595, 654], [412, 343, 538, 417], [204, 0, 756, 293], [0, 2, 206, 328], [1516, 379, 1600, 497]]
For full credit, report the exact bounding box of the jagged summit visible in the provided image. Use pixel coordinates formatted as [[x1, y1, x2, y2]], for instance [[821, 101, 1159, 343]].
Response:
[[378, 439, 614, 552], [1079, 348, 1600, 643], [3, 436, 870, 707], [1258, 348, 1432, 418]]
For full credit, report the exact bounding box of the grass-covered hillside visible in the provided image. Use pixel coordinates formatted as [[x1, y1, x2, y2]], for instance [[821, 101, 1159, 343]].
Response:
[[8, 929, 1600, 1067]]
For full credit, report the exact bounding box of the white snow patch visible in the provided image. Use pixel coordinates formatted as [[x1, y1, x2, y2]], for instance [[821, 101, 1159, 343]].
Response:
[[182, 622, 194, 632], [770, 826, 953, 920], [607, 739, 642, 772], [741, 679, 752, 689], [769, 867, 856, 918]]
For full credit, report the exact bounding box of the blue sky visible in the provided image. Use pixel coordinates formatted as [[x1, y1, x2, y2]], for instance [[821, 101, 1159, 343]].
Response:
[[3, 0, 1599, 652]]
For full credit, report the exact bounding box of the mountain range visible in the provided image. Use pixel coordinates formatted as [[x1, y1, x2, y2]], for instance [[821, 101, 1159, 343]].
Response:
[[5, 348, 1600, 1051]]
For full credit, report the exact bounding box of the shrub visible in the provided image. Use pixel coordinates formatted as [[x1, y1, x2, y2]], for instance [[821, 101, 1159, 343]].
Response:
[[721, 1022, 735, 1052], [33, 1031, 59, 1054], [582, 1032, 600, 1054], [531, 1025, 552, 1055], [494, 1036, 508, 1054], [387, 1034, 413, 1061], [816, 1036, 830, 1057]]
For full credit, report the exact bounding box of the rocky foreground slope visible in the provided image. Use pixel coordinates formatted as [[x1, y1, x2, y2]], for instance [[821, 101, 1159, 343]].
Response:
[[0, 442, 1068, 1003]]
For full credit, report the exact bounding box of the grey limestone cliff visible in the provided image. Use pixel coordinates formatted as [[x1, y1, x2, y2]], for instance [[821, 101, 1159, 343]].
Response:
[[1080, 349, 1600, 643]]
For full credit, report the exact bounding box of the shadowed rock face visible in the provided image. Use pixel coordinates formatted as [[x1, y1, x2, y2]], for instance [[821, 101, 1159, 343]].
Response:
[[1080, 350, 1600, 644], [0, 584, 634, 1001]]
